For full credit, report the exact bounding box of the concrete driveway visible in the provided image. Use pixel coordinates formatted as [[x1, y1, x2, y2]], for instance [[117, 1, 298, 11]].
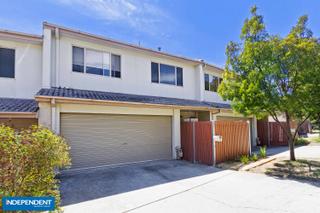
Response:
[[59, 160, 219, 206], [60, 155, 320, 213]]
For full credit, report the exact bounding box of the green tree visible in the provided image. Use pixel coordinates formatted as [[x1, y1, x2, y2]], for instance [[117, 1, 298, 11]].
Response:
[[219, 6, 320, 160]]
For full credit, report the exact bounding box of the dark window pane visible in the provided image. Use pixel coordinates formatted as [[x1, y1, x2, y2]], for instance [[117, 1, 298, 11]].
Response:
[[73, 64, 84, 72], [86, 67, 103, 75], [160, 64, 175, 85], [204, 74, 209, 91], [112, 71, 121, 78], [111, 54, 121, 78], [176, 67, 183, 86], [151, 62, 159, 83], [219, 78, 223, 84], [72, 46, 84, 72], [0, 48, 15, 78], [103, 68, 110, 76], [210, 75, 219, 92]]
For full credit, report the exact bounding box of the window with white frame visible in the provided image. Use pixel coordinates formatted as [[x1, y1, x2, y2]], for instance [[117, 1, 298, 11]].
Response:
[[111, 54, 121, 78], [151, 62, 183, 86], [72, 46, 120, 78], [204, 73, 222, 92]]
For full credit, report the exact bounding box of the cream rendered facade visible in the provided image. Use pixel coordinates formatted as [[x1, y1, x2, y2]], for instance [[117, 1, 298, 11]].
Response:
[[0, 23, 257, 169], [0, 31, 42, 99], [42, 24, 228, 103]]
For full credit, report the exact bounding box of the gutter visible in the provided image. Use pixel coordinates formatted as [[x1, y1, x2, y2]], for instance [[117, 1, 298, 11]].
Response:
[[0, 29, 42, 44], [0, 112, 38, 119]]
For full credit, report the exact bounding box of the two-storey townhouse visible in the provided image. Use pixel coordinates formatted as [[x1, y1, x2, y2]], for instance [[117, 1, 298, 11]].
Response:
[[0, 29, 42, 128], [0, 22, 257, 171]]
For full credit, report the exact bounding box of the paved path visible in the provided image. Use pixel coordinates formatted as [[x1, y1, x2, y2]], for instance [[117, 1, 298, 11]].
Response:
[[61, 146, 320, 213], [266, 144, 320, 159]]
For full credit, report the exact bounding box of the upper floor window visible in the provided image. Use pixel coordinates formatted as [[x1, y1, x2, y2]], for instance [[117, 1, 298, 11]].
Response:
[[111, 54, 121, 78], [0, 48, 15, 78], [72, 46, 120, 78], [151, 62, 183, 86], [176, 67, 183, 86], [204, 73, 222, 92], [72, 46, 84, 73]]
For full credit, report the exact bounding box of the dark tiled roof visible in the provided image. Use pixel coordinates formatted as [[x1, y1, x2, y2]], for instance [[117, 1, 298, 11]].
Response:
[[203, 101, 231, 109], [0, 98, 38, 112], [37, 87, 230, 109]]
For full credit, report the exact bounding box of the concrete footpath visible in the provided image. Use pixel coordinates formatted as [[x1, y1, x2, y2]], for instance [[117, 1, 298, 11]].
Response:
[[62, 154, 320, 213], [241, 144, 320, 171]]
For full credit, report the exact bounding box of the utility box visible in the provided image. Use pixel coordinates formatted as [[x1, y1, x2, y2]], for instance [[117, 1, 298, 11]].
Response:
[[213, 135, 223, 143]]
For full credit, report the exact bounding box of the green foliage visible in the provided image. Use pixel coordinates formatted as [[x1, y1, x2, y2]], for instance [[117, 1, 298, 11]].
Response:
[[302, 136, 320, 143], [294, 137, 310, 146], [218, 5, 320, 160], [0, 125, 71, 211], [240, 155, 250, 164], [220, 7, 320, 120], [250, 153, 259, 161], [312, 137, 320, 143], [259, 146, 267, 158], [311, 115, 320, 130]]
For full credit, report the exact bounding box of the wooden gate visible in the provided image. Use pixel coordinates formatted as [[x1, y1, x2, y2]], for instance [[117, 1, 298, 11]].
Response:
[[181, 121, 213, 165], [214, 120, 250, 163], [181, 120, 250, 165], [257, 121, 288, 146], [257, 120, 269, 146], [180, 122, 194, 162], [269, 122, 288, 146], [195, 122, 213, 165]]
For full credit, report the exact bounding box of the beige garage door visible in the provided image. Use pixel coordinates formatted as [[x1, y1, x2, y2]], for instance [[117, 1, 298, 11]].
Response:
[[61, 113, 172, 170]]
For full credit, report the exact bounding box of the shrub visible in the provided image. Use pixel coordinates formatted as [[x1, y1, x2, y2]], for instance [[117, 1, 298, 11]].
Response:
[[259, 146, 267, 158], [240, 155, 250, 164], [294, 137, 310, 146], [250, 153, 259, 162], [0, 125, 71, 211]]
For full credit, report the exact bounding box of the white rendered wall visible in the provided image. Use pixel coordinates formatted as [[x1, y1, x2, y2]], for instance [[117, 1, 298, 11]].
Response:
[[0, 39, 42, 99], [172, 109, 181, 159], [56, 36, 199, 100], [42, 28, 51, 88], [195, 64, 204, 101]]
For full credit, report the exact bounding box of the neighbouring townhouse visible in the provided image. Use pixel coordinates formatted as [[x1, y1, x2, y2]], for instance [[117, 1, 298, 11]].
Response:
[[0, 22, 258, 171]]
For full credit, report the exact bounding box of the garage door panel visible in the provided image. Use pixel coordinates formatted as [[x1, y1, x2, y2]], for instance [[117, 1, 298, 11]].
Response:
[[61, 113, 172, 169]]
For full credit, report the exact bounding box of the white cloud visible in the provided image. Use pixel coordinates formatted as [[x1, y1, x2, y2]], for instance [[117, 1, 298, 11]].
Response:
[[55, 0, 171, 35]]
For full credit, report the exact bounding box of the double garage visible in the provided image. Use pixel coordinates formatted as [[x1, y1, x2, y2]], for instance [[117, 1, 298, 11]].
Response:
[[60, 113, 173, 170]]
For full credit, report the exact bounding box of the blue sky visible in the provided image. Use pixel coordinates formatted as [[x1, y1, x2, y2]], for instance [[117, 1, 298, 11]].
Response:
[[1, 0, 319, 67]]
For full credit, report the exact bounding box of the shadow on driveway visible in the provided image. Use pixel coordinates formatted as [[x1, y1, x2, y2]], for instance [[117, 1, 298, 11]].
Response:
[[252, 146, 289, 156], [58, 160, 221, 206], [251, 144, 320, 187], [265, 159, 320, 187]]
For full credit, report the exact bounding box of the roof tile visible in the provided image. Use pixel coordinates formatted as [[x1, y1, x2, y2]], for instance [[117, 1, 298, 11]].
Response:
[[0, 98, 38, 112], [37, 87, 230, 109]]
